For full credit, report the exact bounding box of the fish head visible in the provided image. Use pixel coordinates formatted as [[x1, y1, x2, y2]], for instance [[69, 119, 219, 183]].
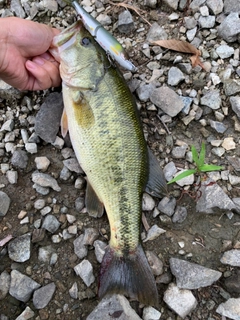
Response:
[[51, 20, 106, 89]]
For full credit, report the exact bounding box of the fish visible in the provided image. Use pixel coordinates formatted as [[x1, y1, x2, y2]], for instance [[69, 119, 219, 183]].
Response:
[[63, 0, 137, 72], [51, 20, 167, 306]]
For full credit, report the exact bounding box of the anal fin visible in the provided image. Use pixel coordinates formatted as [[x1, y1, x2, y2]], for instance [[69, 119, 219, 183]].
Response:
[[86, 180, 104, 218]]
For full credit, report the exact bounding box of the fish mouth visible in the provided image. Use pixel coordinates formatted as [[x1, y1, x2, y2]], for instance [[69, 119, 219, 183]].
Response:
[[52, 20, 83, 49]]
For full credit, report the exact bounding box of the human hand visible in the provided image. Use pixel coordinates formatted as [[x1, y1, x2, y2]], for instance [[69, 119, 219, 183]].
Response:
[[0, 17, 61, 91]]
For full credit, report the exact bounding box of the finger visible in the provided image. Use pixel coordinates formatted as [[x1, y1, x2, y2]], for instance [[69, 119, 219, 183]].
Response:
[[25, 56, 61, 90]]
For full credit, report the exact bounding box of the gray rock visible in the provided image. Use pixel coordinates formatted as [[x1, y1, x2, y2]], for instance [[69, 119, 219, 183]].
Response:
[[146, 251, 163, 276], [158, 196, 176, 216], [86, 294, 142, 320], [0, 80, 23, 101], [172, 206, 188, 223], [181, 97, 193, 115], [8, 234, 31, 262], [142, 193, 155, 211], [186, 27, 197, 41], [73, 234, 88, 259], [38, 245, 55, 263], [230, 96, 240, 118], [168, 67, 185, 86], [163, 0, 178, 10], [146, 22, 168, 42], [206, 0, 223, 15], [75, 197, 85, 212], [69, 282, 78, 299], [74, 259, 95, 287], [0, 119, 14, 132], [216, 298, 240, 320], [42, 215, 61, 233], [143, 224, 166, 242], [35, 92, 63, 143], [199, 15, 215, 28], [172, 145, 187, 159], [210, 120, 227, 133], [33, 283, 56, 309], [60, 166, 71, 181], [15, 306, 35, 320], [0, 271, 10, 300], [94, 240, 106, 263], [144, 0, 157, 8], [0, 191, 10, 217], [9, 270, 40, 303], [163, 161, 177, 182], [220, 249, 240, 267], [224, 0, 240, 13], [10, 0, 25, 18], [200, 89, 221, 109], [170, 258, 222, 289], [163, 283, 198, 318], [218, 12, 240, 43], [32, 172, 61, 192], [97, 14, 112, 26], [11, 150, 28, 169], [63, 158, 83, 173], [216, 45, 234, 59], [227, 156, 240, 171], [118, 10, 134, 34], [136, 83, 154, 102], [224, 79, 240, 96], [184, 17, 197, 29], [150, 86, 184, 117], [196, 178, 236, 213], [42, 0, 58, 12]]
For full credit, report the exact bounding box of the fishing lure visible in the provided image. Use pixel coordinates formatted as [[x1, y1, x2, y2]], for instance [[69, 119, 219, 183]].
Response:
[[69, 0, 137, 72]]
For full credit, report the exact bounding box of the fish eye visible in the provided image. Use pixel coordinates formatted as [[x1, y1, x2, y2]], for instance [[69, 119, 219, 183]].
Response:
[[81, 37, 91, 46]]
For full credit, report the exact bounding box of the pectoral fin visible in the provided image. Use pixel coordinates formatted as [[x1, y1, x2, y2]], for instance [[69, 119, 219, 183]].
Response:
[[145, 147, 168, 198], [61, 109, 68, 138], [86, 180, 104, 218]]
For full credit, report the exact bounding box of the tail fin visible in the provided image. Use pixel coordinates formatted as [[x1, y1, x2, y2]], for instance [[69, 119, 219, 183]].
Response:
[[98, 244, 158, 306]]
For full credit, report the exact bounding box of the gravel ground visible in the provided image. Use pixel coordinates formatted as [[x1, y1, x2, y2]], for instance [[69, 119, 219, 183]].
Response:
[[1, 0, 240, 319]]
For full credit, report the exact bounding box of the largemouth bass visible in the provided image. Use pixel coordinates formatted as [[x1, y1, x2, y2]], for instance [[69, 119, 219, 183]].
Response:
[[51, 20, 167, 306]]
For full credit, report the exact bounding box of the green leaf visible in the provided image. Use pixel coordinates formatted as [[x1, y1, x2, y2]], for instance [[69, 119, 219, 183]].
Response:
[[191, 145, 199, 166], [198, 143, 206, 168], [199, 164, 223, 172], [167, 169, 196, 184]]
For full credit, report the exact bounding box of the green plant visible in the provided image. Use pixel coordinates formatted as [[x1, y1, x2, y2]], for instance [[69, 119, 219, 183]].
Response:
[[168, 143, 223, 184]]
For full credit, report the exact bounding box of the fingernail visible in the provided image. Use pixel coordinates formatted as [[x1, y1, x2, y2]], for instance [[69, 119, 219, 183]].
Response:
[[33, 57, 45, 66]]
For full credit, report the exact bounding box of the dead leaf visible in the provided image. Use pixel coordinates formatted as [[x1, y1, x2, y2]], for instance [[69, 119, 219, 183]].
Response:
[[151, 39, 205, 69]]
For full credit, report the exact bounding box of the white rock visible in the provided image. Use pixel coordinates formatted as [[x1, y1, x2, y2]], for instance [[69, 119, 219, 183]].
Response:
[[143, 306, 161, 320], [25, 143, 37, 154], [220, 249, 240, 267], [222, 137, 236, 150], [174, 169, 195, 186], [216, 298, 240, 320], [35, 157, 50, 172], [6, 170, 18, 184], [163, 283, 197, 318], [74, 259, 95, 287], [143, 225, 166, 242]]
